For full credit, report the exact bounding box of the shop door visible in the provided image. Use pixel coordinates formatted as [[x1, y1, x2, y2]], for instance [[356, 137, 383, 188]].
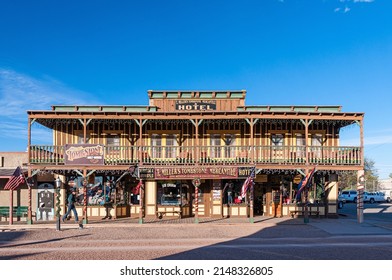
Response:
[[272, 190, 281, 217], [202, 184, 212, 217]]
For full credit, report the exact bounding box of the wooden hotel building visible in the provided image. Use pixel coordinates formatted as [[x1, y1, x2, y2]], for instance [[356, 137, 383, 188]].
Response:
[[21, 90, 364, 223]]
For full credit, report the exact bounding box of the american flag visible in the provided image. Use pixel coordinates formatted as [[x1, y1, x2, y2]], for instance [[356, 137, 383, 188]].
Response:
[[4, 166, 25, 191], [296, 167, 316, 199], [132, 180, 143, 195], [240, 167, 256, 199]]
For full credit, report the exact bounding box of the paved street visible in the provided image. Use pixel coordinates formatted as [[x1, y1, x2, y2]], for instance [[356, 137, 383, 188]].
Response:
[[1, 204, 392, 260]]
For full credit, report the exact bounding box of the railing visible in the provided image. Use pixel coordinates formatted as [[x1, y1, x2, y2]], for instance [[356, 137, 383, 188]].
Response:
[[29, 145, 363, 166]]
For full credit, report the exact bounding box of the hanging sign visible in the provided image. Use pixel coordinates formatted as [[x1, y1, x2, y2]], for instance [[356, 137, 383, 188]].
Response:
[[156, 167, 238, 179], [64, 144, 104, 165], [175, 100, 216, 111]]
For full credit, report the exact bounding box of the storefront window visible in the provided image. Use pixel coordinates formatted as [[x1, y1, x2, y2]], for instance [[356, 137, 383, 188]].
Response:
[[73, 176, 113, 206], [222, 180, 244, 204], [157, 183, 180, 205]]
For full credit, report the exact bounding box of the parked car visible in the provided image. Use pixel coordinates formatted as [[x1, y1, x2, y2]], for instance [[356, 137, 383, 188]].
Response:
[[380, 191, 391, 203], [338, 197, 345, 209], [364, 192, 387, 203], [339, 190, 358, 203]]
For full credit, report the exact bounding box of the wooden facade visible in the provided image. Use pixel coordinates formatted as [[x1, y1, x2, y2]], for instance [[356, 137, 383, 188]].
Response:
[[23, 90, 364, 223]]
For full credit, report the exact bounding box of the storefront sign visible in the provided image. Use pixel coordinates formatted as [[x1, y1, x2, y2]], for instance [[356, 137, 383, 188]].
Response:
[[64, 144, 104, 165], [293, 174, 302, 184], [156, 167, 238, 179], [254, 174, 268, 183], [238, 167, 254, 178], [175, 100, 216, 111], [212, 180, 221, 201], [139, 168, 155, 179]]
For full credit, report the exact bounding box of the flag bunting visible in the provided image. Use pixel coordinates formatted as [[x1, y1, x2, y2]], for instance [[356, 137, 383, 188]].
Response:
[[4, 166, 25, 191]]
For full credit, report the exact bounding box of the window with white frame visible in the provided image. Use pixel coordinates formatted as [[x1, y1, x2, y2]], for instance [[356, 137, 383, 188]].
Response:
[[295, 133, 306, 157], [107, 134, 120, 146], [165, 134, 177, 158], [151, 134, 162, 158], [311, 133, 323, 157], [223, 134, 236, 158], [210, 134, 221, 158], [271, 134, 284, 146]]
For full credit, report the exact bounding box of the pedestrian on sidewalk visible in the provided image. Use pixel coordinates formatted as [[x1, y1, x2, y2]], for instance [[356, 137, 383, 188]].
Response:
[[62, 188, 79, 223]]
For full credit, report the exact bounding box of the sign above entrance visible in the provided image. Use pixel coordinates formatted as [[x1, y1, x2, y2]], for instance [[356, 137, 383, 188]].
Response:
[[139, 168, 155, 179], [175, 100, 216, 111], [64, 144, 104, 165], [156, 167, 238, 179]]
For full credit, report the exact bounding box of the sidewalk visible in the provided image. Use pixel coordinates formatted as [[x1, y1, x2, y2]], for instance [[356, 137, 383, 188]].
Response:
[[2, 215, 392, 236]]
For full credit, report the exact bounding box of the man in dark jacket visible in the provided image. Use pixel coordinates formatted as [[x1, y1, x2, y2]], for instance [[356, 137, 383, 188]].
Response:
[[62, 188, 79, 223]]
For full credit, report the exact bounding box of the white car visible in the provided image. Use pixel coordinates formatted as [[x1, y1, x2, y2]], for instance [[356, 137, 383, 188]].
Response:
[[339, 190, 358, 203], [364, 192, 387, 203], [380, 191, 391, 203]]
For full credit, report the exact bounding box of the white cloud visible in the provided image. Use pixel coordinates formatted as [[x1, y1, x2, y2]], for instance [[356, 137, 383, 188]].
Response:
[[0, 69, 92, 117], [334, 0, 375, 13], [0, 68, 97, 146], [353, 0, 374, 3]]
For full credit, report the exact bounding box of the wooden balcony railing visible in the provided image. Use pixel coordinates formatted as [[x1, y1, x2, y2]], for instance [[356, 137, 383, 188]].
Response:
[[29, 145, 363, 166]]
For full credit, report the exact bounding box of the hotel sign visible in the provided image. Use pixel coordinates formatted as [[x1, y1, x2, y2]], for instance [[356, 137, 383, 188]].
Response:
[[175, 100, 216, 111], [64, 144, 104, 165], [155, 167, 238, 179]]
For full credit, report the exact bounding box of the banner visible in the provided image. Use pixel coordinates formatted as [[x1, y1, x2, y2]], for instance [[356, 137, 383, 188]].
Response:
[[64, 144, 104, 165]]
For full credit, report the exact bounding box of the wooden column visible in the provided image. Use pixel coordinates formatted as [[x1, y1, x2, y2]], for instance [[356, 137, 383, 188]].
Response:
[[139, 118, 143, 165], [83, 118, 87, 143], [27, 168, 33, 225], [305, 119, 309, 164], [195, 119, 199, 164], [28, 118, 32, 165], [249, 179, 254, 223], [250, 118, 254, 164], [139, 179, 144, 224], [360, 119, 364, 166], [83, 170, 88, 224]]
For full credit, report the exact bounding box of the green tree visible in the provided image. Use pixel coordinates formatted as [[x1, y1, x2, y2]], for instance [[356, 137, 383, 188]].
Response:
[[339, 157, 379, 191]]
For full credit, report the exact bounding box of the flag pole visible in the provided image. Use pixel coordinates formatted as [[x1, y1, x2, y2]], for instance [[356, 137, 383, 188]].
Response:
[[9, 189, 14, 225]]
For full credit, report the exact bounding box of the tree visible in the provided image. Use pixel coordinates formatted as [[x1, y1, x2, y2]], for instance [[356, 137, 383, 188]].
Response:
[[339, 157, 379, 191], [389, 173, 392, 179]]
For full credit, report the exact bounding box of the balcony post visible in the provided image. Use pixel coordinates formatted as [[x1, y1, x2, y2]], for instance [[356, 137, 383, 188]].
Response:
[[360, 119, 364, 166], [250, 118, 254, 164], [305, 119, 309, 164]]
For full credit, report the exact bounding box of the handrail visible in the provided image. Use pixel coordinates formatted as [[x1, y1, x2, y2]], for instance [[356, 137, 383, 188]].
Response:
[[29, 145, 363, 166]]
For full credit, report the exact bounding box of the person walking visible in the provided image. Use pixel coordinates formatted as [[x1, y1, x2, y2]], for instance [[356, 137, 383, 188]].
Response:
[[62, 188, 79, 223]]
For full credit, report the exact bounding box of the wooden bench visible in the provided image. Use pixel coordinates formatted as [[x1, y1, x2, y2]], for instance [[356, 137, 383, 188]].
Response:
[[156, 210, 182, 219], [0, 206, 36, 220], [289, 209, 320, 218]]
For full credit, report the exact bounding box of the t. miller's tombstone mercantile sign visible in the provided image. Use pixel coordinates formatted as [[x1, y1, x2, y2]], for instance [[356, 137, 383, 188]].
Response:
[[175, 100, 216, 111], [156, 166, 238, 179], [64, 144, 104, 165]]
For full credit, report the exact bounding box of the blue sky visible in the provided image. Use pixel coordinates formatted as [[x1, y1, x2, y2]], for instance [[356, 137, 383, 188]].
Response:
[[0, 0, 391, 178]]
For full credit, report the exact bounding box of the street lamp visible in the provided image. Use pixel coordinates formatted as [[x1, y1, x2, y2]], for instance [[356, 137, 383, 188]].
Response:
[[54, 177, 62, 231]]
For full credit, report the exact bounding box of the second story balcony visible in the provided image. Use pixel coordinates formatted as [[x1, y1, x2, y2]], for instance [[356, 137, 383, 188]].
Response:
[[29, 144, 363, 167]]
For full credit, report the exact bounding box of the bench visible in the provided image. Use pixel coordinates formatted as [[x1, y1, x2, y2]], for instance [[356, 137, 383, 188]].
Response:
[[156, 210, 182, 219], [289, 209, 320, 218], [0, 206, 36, 220]]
